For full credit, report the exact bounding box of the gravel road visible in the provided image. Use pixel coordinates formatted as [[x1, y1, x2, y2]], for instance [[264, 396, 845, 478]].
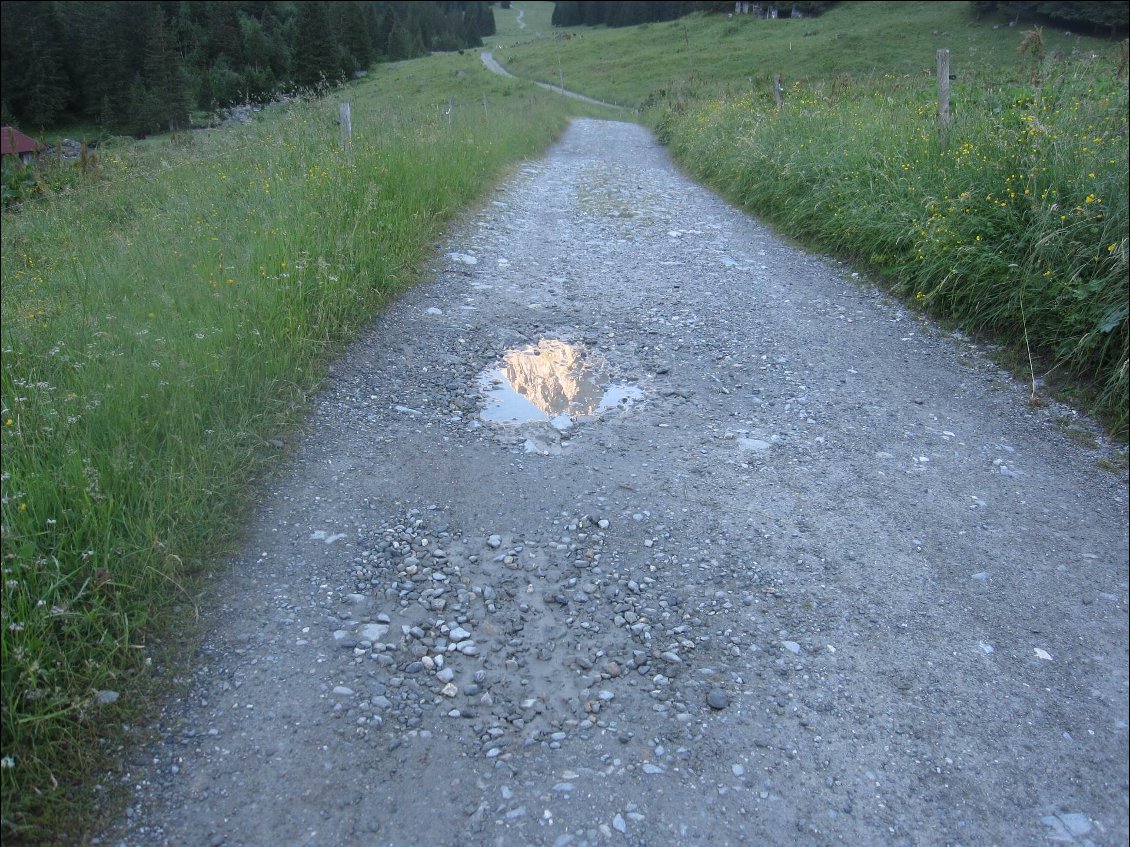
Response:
[[94, 119, 1128, 847]]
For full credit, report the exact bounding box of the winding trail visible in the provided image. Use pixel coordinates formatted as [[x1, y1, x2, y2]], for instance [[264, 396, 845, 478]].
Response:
[[98, 120, 1127, 847], [481, 51, 624, 108]]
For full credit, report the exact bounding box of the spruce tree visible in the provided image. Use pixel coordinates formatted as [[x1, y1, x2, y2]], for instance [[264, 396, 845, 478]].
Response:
[[340, 1, 375, 70], [143, 9, 191, 131], [292, 0, 340, 87], [1, 1, 70, 128]]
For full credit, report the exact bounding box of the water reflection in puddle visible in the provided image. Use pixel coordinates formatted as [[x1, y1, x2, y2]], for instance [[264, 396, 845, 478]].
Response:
[[479, 339, 642, 425]]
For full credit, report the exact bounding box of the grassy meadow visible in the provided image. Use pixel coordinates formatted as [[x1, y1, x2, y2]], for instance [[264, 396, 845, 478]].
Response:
[[489, 0, 557, 41], [0, 50, 614, 840], [498, 1, 1115, 106], [500, 1, 1129, 433]]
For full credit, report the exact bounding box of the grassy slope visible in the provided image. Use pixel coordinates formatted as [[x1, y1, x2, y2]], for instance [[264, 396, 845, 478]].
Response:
[[0, 49, 615, 842], [488, 0, 558, 42], [501, 1, 1119, 107]]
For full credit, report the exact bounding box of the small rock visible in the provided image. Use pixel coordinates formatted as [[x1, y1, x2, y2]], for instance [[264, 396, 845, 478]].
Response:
[[707, 688, 729, 710], [358, 623, 389, 642], [94, 690, 120, 706], [612, 814, 627, 833], [738, 438, 772, 452]]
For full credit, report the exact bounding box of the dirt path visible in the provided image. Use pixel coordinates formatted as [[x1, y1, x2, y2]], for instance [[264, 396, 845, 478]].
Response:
[[95, 120, 1128, 847], [480, 52, 623, 108]]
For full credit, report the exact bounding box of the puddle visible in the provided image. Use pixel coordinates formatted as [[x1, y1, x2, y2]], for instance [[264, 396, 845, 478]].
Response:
[[478, 339, 642, 425]]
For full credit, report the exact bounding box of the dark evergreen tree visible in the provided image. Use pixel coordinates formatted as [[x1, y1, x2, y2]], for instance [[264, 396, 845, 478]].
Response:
[[205, 0, 244, 65], [375, 6, 397, 57], [340, 1, 376, 69], [142, 8, 191, 131], [292, 0, 341, 86], [0, 1, 70, 128]]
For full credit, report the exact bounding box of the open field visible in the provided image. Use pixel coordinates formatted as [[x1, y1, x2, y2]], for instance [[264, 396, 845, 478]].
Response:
[[500, 2, 1121, 107], [0, 50, 615, 840], [488, 0, 557, 42]]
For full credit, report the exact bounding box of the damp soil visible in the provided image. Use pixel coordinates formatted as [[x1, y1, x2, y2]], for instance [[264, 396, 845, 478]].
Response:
[[92, 120, 1128, 847]]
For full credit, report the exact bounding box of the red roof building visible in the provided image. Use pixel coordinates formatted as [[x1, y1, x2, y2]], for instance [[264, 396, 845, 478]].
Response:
[[1, 126, 45, 164]]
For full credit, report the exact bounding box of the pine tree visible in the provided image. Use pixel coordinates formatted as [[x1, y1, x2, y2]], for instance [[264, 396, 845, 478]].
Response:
[[142, 9, 191, 131], [340, 1, 375, 70], [1, 1, 70, 128], [386, 17, 415, 61], [375, 7, 397, 58], [292, 1, 341, 87]]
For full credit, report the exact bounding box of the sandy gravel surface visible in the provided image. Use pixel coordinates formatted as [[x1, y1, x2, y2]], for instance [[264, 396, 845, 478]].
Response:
[[93, 119, 1128, 847]]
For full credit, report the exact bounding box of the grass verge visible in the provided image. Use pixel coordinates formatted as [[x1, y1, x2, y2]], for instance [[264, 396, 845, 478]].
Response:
[[654, 61, 1127, 434], [0, 50, 615, 842]]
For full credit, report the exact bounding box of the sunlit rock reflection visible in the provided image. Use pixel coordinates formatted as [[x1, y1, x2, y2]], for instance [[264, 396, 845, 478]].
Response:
[[478, 339, 641, 425]]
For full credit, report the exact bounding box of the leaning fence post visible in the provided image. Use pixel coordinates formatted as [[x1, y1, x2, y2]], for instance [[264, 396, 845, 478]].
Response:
[[339, 102, 352, 157], [936, 49, 951, 139]]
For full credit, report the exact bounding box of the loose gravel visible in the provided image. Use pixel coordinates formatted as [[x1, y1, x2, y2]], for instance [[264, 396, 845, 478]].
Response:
[[93, 119, 1128, 847]]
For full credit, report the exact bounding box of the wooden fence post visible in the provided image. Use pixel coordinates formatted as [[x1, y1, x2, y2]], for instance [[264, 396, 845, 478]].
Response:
[[773, 73, 783, 109], [936, 49, 951, 138], [684, 24, 696, 79], [339, 102, 352, 157]]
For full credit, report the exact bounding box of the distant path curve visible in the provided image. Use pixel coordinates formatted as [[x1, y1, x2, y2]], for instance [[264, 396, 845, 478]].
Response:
[[480, 50, 625, 109], [516, 8, 526, 29]]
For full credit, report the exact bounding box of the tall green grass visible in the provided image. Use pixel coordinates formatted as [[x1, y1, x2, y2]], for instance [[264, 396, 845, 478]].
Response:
[[500, 2, 1116, 108], [0, 51, 613, 841], [655, 61, 1128, 432]]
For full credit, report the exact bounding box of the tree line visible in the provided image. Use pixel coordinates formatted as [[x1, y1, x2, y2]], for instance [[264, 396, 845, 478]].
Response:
[[0, 1, 497, 136], [550, 1, 837, 28], [971, 2, 1128, 37], [550, 0, 1125, 33]]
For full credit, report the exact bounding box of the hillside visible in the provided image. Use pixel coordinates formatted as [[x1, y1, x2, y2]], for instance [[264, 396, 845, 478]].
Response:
[[497, 1, 1121, 107]]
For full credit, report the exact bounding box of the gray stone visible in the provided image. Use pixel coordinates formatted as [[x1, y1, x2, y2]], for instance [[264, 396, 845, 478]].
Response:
[[707, 688, 729, 710], [358, 623, 389, 642]]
